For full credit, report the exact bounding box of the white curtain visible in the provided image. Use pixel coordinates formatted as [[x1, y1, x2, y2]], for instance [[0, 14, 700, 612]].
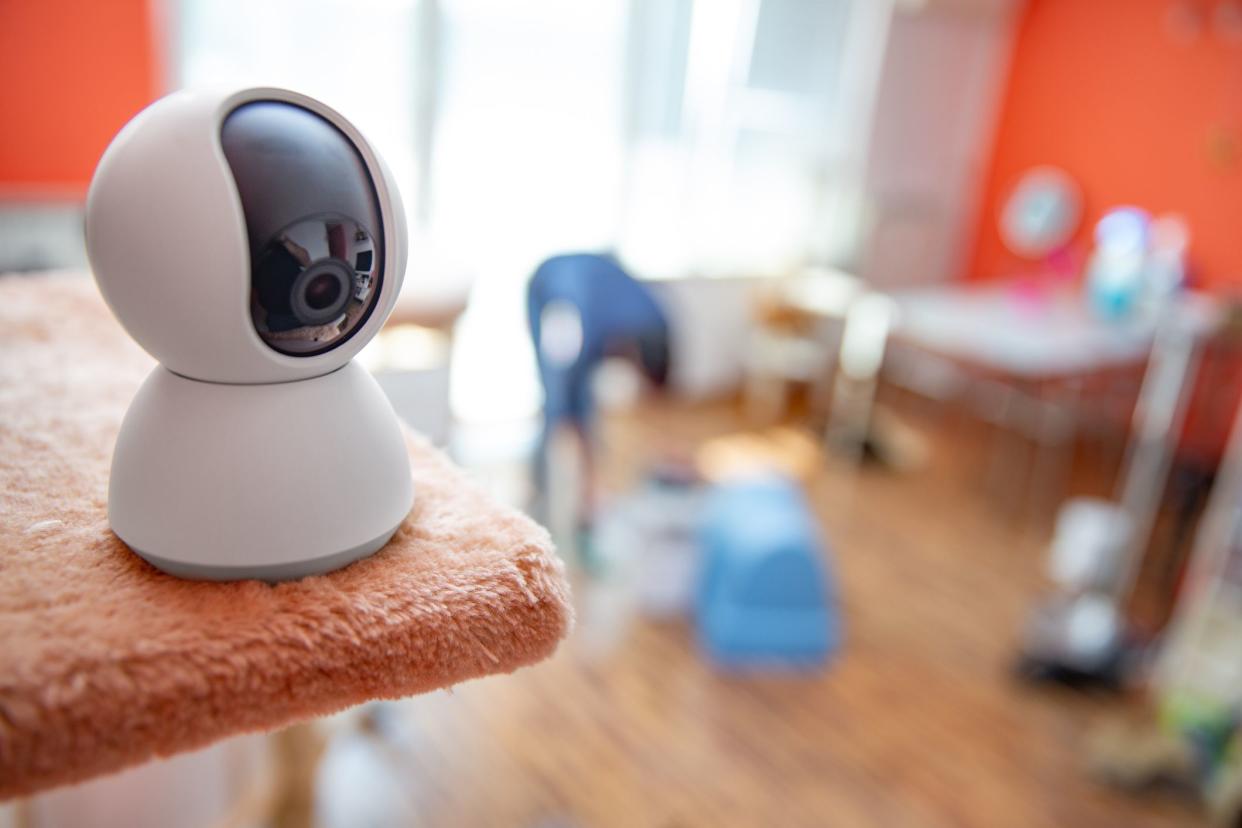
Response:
[[621, 0, 874, 278], [174, 0, 876, 421]]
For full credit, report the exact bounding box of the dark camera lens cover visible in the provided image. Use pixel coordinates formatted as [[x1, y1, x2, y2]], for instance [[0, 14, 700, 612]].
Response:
[[221, 100, 386, 356]]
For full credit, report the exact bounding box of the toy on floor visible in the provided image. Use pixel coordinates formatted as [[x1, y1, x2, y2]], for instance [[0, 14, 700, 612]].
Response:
[[1086, 694, 1241, 824], [696, 477, 839, 669], [593, 459, 706, 617]]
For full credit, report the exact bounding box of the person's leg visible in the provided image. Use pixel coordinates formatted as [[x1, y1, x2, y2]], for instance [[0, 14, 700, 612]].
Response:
[[532, 359, 578, 500], [573, 420, 596, 527]]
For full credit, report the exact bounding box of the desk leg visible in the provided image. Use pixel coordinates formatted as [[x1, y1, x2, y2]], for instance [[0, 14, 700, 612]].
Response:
[[982, 381, 1027, 513], [1028, 379, 1078, 527]]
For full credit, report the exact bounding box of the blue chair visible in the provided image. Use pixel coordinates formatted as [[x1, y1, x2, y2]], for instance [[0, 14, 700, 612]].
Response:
[[696, 477, 840, 670]]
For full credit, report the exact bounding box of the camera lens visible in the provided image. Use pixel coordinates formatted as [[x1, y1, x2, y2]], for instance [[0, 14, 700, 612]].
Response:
[[247, 214, 380, 355], [305, 272, 343, 311], [289, 260, 353, 327]]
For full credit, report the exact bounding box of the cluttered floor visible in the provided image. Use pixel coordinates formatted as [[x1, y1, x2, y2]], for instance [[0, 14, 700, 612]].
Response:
[[312, 395, 1200, 828]]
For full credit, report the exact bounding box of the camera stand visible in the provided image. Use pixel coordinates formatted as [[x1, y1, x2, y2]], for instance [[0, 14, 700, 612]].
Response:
[[108, 361, 414, 581]]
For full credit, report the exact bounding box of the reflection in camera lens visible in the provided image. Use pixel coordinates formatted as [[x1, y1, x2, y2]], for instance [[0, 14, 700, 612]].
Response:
[[305, 272, 343, 310], [253, 243, 304, 333]]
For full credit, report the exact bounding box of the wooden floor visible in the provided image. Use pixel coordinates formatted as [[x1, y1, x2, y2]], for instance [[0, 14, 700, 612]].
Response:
[[327, 399, 1203, 828]]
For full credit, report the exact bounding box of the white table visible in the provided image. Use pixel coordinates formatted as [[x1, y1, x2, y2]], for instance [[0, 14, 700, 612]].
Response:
[[787, 276, 1218, 519], [884, 283, 1220, 518], [891, 284, 1218, 380]]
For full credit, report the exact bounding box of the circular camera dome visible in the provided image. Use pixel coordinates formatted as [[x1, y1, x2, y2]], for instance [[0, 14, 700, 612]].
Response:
[[85, 88, 407, 384]]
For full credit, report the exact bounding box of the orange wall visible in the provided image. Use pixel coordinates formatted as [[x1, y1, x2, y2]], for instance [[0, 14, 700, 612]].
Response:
[[969, 0, 1242, 290], [0, 0, 162, 199]]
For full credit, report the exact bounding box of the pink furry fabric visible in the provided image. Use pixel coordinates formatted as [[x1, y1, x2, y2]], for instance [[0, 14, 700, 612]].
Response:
[[0, 273, 571, 800]]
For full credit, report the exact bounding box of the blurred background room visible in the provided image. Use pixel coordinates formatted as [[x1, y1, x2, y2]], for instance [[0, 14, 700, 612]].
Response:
[[5, 0, 1242, 825]]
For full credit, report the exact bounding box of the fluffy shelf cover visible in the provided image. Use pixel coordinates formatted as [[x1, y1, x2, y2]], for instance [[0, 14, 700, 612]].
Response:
[[0, 274, 571, 799]]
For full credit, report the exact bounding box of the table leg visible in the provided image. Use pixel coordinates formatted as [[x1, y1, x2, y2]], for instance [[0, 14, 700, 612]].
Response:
[[1027, 379, 1078, 527]]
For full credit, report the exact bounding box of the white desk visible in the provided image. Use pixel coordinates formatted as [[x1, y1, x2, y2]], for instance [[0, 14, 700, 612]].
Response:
[[891, 284, 1218, 380], [882, 283, 1220, 519]]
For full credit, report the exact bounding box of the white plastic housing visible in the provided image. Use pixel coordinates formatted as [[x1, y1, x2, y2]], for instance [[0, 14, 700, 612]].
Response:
[[86, 87, 408, 384], [87, 87, 415, 581], [110, 362, 413, 581]]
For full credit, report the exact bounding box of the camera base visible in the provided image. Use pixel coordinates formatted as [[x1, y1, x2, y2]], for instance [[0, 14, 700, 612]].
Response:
[[108, 361, 414, 582]]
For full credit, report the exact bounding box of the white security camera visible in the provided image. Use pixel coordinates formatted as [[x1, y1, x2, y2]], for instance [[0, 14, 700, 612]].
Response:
[[86, 87, 414, 581]]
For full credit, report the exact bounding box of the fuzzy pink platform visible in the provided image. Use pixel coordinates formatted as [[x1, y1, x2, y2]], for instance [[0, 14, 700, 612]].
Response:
[[0, 273, 572, 800]]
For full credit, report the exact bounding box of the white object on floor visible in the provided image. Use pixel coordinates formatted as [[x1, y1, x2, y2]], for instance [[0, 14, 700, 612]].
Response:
[[1048, 498, 1132, 592], [594, 476, 706, 618]]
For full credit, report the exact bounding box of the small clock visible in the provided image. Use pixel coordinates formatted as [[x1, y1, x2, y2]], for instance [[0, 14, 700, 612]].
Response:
[[1000, 166, 1082, 259]]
